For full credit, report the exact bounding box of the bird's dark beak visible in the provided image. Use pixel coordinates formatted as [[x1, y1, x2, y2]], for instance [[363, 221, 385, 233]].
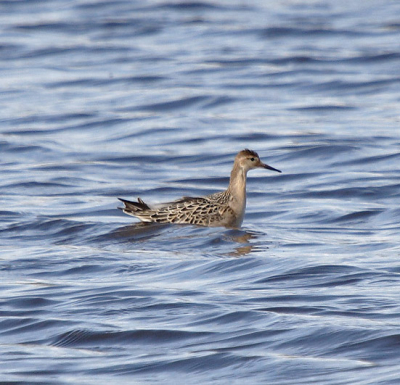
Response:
[[261, 162, 282, 173]]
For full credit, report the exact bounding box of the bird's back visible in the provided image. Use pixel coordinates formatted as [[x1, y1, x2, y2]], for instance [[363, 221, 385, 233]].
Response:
[[119, 190, 240, 227]]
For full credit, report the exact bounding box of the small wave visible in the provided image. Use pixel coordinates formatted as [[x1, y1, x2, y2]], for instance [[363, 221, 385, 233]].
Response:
[[51, 328, 211, 348], [291, 105, 356, 112], [255, 264, 370, 288], [134, 95, 210, 112], [261, 26, 367, 39], [329, 209, 385, 224], [157, 2, 223, 11]]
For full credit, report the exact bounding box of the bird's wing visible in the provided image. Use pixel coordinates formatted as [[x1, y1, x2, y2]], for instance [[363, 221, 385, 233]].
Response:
[[149, 196, 232, 226]]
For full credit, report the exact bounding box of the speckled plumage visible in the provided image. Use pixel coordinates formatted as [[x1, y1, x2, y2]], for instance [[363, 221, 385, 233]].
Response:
[[119, 149, 281, 228]]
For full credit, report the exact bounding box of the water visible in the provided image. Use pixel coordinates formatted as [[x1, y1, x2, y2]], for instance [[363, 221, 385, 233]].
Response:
[[1, 0, 400, 383]]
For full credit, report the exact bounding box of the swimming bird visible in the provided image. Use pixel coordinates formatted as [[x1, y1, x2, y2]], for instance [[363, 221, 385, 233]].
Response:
[[118, 149, 281, 228]]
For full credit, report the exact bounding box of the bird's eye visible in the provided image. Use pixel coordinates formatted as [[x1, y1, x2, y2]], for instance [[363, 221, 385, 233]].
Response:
[[250, 157, 255, 161]]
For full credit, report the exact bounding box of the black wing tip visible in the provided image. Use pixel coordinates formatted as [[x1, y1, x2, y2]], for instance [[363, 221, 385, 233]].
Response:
[[117, 197, 150, 211]]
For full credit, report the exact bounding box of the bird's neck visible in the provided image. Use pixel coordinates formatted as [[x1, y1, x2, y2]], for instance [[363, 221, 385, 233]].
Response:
[[228, 162, 247, 205]]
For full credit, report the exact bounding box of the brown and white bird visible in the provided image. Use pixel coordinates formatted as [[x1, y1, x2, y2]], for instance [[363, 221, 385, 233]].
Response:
[[119, 149, 281, 228]]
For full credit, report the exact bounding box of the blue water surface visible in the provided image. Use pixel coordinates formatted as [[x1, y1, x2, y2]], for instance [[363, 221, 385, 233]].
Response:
[[1, 0, 400, 384]]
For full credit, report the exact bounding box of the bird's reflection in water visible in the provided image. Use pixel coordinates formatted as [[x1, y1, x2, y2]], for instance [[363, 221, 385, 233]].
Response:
[[112, 222, 169, 242], [222, 229, 256, 256], [111, 223, 260, 257]]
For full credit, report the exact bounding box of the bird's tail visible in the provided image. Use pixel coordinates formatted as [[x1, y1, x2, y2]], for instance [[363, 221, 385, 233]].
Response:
[[118, 197, 151, 217]]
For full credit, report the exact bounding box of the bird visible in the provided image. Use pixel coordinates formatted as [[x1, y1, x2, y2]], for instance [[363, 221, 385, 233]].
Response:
[[118, 149, 281, 228]]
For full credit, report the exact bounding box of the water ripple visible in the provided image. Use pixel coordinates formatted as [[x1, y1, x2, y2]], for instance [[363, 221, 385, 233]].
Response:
[[1, 0, 400, 384]]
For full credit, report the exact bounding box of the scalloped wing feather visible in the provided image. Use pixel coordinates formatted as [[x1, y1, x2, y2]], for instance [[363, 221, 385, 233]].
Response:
[[131, 196, 235, 227]]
